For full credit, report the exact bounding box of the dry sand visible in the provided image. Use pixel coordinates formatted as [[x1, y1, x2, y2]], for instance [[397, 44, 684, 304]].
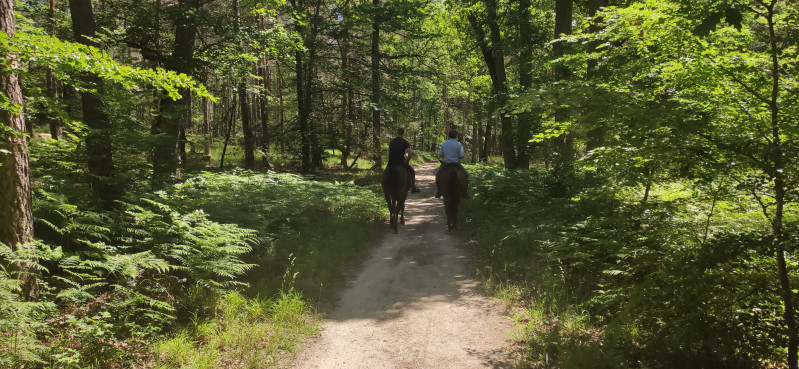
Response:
[[291, 162, 516, 369]]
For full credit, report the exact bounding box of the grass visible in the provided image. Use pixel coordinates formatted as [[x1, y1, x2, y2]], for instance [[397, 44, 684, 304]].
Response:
[[152, 291, 318, 369], [166, 169, 387, 303], [461, 164, 790, 368]]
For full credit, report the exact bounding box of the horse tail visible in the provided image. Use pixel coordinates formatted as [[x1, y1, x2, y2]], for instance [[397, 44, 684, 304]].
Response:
[[448, 169, 460, 199], [389, 164, 400, 197]]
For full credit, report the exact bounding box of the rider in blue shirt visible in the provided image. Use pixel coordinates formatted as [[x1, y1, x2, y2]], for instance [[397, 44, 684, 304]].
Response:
[[435, 129, 468, 198]]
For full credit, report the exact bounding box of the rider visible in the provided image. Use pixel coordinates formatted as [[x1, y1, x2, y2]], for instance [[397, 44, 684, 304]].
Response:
[[435, 129, 468, 199], [387, 127, 421, 194]]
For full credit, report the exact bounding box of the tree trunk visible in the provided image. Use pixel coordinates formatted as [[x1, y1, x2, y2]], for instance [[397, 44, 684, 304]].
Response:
[[763, 4, 796, 367], [475, 99, 485, 162], [584, 0, 608, 151], [516, 0, 534, 169], [340, 42, 352, 167], [296, 43, 311, 171], [202, 78, 212, 156], [45, 68, 61, 139], [443, 83, 450, 135], [550, 0, 574, 197], [370, 0, 382, 168], [240, 82, 255, 169], [69, 0, 117, 208], [235, 0, 254, 170], [152, 0, 199, 188], [260, 57, 271, 168], [468, 1, 515, 168], [0, 0, 38, 298], [277, 62, 286, 155], [46, 0, 61, 140]]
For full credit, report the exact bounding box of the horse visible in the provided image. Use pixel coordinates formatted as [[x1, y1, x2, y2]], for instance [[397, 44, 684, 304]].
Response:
[[436, 164, 467, 232], [381, 163, 411, 234]]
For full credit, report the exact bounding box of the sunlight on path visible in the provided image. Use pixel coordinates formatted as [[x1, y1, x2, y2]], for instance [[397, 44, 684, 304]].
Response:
[[290, 162, 515, 369]]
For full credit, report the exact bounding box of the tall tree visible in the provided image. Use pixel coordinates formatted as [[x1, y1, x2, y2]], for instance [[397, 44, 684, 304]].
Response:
[[235, 0, 255, 169], [550, 0, 574, 195], [370, 0, 383, 168], [69, 0, 117, 208], [46, 0, 61, 140], [151, 0, 200, 187], [515, 0, 534, 169], [289, 0, 322, 172], [468, 0, 516, 168], [0, 0, 37, 298]]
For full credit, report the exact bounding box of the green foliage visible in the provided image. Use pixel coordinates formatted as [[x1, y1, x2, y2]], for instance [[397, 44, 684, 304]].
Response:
[[463, 165, 795, 368], [152, 291, 318, 369], [0, 193, 257, 367], [0, 30, 212, 103], [166, 170, 386, 297], [0, 244, 57, 367]]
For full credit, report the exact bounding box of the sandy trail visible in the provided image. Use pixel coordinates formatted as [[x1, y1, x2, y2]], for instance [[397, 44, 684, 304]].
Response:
[[291, 162, 515, 369]]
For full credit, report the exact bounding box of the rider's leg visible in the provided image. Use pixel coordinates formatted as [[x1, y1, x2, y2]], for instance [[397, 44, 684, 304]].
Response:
[[435, 166, 442, 198], [406, 164, 420, 193]]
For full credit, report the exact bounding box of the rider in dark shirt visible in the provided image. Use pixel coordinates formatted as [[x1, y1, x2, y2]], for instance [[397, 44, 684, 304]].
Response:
[[387, 128, 421, 194]]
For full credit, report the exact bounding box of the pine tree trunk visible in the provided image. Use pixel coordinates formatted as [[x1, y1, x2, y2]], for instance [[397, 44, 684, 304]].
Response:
[[46, 0, 61, 139], [551, 0, 574, 197], [516, 0, 534, 169], [443, 83, 450, 135], [468, 1, 514, 167], [0, 0, 38, 298], [69, 0, 117, 208], [370, 0, 382, 168], [202, 70, 212, 157], [260, 57, 271, 167], [584, 0, 608, 151]]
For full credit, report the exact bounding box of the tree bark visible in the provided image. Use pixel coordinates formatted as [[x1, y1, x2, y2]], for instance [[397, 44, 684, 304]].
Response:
[[584, 0, 608, 151], [69, 0, 117, 208], [443, 83, 450, 135], [516, 0, 534, 169], [277, 62, 286, 154], [235, 0, 255, 169], [203, 67, 212, 157], [550, 0, 574, 197], [370, 0, 383, 168], [468, 1, 515, 168], [46, 0, 61, 140], [260, 57, 271, 168], [0, 0, 38, 298], [152, 0, 199, 188], [763, 4, 797, 367]]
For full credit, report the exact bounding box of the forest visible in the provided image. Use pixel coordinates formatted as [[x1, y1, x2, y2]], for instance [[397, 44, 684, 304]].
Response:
[[1, 0, 797, 367]]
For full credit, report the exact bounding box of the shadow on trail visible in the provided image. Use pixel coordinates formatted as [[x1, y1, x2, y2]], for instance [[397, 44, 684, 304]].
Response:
[[293, 162, 515, 369], [325, 164, 481, 323]]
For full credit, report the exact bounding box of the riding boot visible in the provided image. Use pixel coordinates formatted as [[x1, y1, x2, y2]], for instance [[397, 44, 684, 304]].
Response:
[[410, 173, 421, 194]]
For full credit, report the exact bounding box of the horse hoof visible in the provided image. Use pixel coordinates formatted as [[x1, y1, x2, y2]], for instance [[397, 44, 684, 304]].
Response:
[[400, 219, 405, 225], [393, 229, 398, 234]]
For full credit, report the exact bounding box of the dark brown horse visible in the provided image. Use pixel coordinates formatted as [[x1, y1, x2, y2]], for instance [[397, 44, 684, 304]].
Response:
[[436, 164, 467, 231], [381, 164, 411, 234]]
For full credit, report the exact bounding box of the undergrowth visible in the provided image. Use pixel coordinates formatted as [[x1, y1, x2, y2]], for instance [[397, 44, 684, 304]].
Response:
[[462, 164, 795, 369], [3, 140, 386, 367]]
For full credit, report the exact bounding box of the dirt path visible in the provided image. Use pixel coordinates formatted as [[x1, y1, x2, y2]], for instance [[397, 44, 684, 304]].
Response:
[[291, 162, 516, 369]]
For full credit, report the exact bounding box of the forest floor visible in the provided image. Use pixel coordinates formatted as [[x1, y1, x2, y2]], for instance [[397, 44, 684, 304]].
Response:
[[289, 162, 517, 368]]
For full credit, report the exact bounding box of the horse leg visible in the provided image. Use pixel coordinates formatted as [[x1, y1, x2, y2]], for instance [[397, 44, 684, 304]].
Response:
[[391, 198, 399, 234], [399, 198, 405, 225], [444, 196, 452, 232]]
